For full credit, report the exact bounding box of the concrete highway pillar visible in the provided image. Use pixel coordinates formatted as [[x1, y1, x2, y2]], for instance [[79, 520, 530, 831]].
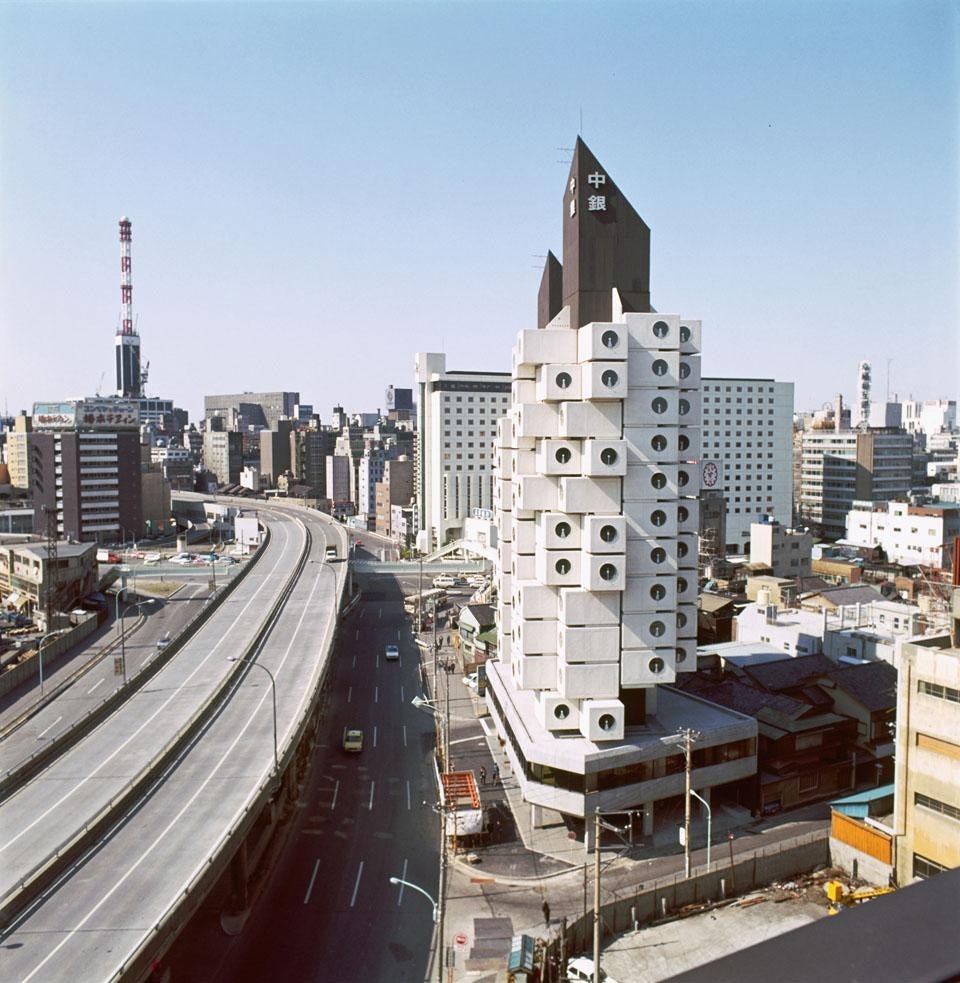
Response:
[[530, 803, 544, 828], [642, 803, 654, 837], [230, 840, 250, 909]]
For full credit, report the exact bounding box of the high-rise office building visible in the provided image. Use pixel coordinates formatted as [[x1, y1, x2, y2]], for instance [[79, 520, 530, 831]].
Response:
[[414, 353, 510, 552], [31, 399, 143, 543], [487, 139, 756, 833], [800, 428, 913, 538], [700, 377, 794, 550], [203, 392, 299, 431]]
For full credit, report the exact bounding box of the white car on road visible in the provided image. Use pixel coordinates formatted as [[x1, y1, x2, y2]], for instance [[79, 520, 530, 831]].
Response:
[[385, 644, 399, 661]]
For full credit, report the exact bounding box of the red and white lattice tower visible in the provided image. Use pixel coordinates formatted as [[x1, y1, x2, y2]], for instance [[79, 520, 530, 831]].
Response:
[[114, 217, 142, 397], [119, 217, 133, 335]]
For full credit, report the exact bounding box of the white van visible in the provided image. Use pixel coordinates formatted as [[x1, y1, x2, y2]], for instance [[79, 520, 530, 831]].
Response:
[[432, 575, 456, 588]]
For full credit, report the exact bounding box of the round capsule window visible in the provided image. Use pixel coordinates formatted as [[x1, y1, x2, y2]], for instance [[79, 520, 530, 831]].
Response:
[[680, 325, 691, 342], [599, 524, 618, 543], [678, 505, 689, 522], [554, 703, 570, 720], [650, 583, 667, 601], [679, 362, 690, 379], [555, 558, 571, 575], [678, 470, 689, 487], [678, 576, 688, 592], [555, 446, 572, 464], [679, 398, 690, 416], [651, 547, 667, 565], [598, 713, 617, 732], [651, 397, 668, 415], [555, 371, 573, 389], [678, 434, 689, 451], [676, 647, 687, 664], [652, 359, 668, 377], [555, 520, 571, 539], [599, 563, 618, 581], [677, 541, 689, 558], [651, 434, 668, 452], [601, 369, 619, 389], [650, 620, 666, 637], [648, 657, 666, 674], [677, 612, 688, 629], [653, 321, 669, 339], [601, 330, 619, 349], [651, 509, 667, 527], [651, 472, 667, 489], [600, 446, 618, 466]]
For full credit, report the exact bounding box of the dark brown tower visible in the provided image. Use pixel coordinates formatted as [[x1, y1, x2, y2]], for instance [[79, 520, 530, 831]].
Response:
[[559, 137, 652, 329], [536, 250, 564, 329]]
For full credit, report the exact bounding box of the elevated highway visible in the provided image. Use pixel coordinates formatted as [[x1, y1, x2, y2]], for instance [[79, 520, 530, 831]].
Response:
[[0, 503, 349, 981]]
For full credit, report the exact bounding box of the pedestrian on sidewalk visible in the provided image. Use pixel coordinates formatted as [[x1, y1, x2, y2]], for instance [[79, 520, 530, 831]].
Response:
[[479, 766, 487, 785], [542, 899, 550, 927], [492, 764, 500, 784]]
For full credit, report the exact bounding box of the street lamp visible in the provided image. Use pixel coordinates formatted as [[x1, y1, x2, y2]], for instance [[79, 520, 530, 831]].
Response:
[[36, 631, 62, 698], [388, 876, 438, 922], [690, 788, 712, 869], [411, 695, 449, 772], [119, 598, 156, 686], [227, 656, 279, 783]]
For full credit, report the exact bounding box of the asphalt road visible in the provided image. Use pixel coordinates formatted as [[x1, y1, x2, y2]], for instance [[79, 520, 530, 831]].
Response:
[[0, 580, 211, 773], [166, 572, 441, 983]]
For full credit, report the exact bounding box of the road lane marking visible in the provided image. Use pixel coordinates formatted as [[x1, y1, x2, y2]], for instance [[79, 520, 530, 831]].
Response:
[[347, 686, 352, 703], [402, 725, 407, 748], [303, 859, 321, 904], [87, 678, 104, 695], [330, 779, 339, 810], [397, 858, 408, 904], [400, 685, 405, 704], [406, 780, 411, 810], [352, 654, 356, 669], [36, 716, 63, 740], [368, 781, 375, 810], [350, 861, 364, 907], [373, 726, 378, 748], [355, 629, 359, 640], [376, 654, 380, 669], [397, 628, 400, 641], [374, 686, 378, 704]]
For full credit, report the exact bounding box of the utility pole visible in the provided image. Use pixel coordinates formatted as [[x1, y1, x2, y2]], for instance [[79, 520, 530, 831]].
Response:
[[593, 809, 601, 982], [677, 727, 700, 879], [437, 793, 446, 983]]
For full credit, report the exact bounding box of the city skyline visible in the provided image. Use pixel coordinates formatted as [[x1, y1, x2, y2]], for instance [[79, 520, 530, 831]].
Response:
[[1, 1, 956, 423]]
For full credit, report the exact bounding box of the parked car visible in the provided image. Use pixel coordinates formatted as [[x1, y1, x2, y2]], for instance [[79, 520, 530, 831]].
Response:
[[170, 553, 193, 565], [567, 957, 619, 983], [432, 575, 456, 588], [463, 672, 478, 690]]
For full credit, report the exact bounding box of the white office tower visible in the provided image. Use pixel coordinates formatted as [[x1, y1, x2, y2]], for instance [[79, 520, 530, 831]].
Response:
[[496, 310, 701, 744]]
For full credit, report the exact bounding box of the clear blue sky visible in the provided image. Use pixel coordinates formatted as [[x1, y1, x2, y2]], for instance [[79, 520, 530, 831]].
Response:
[[1, 1, 957, 424]]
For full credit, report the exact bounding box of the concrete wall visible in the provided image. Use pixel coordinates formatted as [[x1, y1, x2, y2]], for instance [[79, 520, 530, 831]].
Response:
[[552, 830, 829, 959], [0, 614, 98, 696]]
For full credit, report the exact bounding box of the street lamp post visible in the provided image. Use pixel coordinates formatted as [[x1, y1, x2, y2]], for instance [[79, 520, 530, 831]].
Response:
[[690, 788, 712, 869], [120, 598, 156, 686], [36, 631, 61, 698], [228, 656, 279, 783]]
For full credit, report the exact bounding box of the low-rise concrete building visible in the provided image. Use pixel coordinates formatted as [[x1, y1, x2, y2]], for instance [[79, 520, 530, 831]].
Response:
[[0, 540, 98, 625], [845, 499, 960, 570], [749, 519, 812, 578], [894, 596, 960, 885]]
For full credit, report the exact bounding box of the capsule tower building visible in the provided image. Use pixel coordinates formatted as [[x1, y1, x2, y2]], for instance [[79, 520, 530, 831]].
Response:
[[487, 138, 712, 824], [115, 217, 142, 399]]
